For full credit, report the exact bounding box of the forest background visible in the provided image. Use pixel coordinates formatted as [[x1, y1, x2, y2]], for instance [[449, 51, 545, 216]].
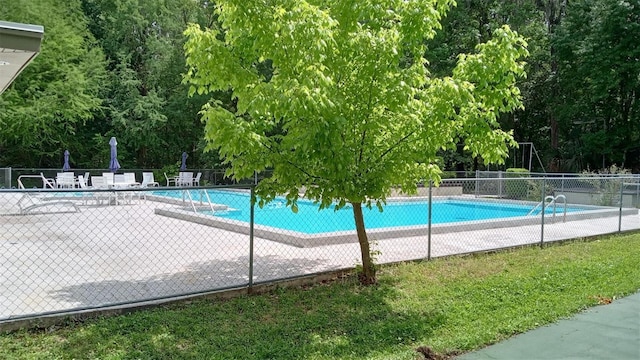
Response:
[[0, 0, 638, 175]]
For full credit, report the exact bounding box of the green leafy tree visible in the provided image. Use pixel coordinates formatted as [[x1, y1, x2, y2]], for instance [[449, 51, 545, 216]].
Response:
[[425, 0, 549, 172], [81, 0, 212, 168], [554, 0, 640, 171], [184, 0, 528, 284], [0, 0, 107, 168]]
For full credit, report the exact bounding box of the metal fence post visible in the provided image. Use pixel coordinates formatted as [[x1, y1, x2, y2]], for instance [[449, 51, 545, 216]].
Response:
[[475, 170, 479, 197], [2, 167, 11, 188], [248, 185, 256, 292], [619, 178, 624, 232], [540, 177, 546, 248], [428, 180, 432, 260]]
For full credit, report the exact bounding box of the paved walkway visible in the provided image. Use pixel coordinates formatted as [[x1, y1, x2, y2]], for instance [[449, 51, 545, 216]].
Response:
[[457, 291, 640, 360]]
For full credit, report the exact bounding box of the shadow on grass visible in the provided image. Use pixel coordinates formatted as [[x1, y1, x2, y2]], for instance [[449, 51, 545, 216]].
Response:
[[53, 275, 446, 359]]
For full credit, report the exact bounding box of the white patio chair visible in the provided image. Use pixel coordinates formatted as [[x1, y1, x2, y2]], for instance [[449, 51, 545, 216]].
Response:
[[112, 174, 134, 204], [141, 172, 159, 187], [193, 172, 202, 186], [76, 174, 88, 188], [77, 175, 101, 205], [177, 172, 194, 187], [102, 172, 115, 187], [139, 172, 159, 199], [90, 176, 114, 205], [164, 172, 177, 186], [114, 174, 126, 184], [56, 172, 75, 188]]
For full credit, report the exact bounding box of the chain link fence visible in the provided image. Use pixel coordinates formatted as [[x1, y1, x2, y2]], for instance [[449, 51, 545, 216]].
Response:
[[1, 173, 639, 326], [0, 167, 11, 189]]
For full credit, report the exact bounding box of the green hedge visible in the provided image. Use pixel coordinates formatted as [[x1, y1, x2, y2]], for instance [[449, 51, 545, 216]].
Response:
[[505, 168, 530, 199]]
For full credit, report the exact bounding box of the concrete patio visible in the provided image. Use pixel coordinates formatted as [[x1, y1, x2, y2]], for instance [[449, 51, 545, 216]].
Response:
[[1, 190, 639, 325]]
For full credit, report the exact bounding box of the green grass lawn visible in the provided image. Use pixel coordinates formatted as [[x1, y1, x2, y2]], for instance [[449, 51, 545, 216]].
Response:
[[2, 233, 640, 359]]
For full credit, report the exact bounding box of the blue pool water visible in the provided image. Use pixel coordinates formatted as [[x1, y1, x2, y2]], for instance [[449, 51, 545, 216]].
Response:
[[154, 189, 583, 234]]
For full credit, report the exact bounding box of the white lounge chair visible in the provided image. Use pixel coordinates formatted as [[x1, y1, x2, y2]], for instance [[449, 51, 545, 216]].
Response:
[[17, 192, 80, 215], [90, 175, 103, 188], [39, 173, 56, 189], [124, 172, 138, 186]]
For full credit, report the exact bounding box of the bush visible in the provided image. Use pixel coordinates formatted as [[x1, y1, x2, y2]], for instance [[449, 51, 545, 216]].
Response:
[[155, 162, 180, 186], [505, 168, 530, 199], [525, 178, 554, 201], [441, 171, 457, 179], [580, 165, 630, 206]]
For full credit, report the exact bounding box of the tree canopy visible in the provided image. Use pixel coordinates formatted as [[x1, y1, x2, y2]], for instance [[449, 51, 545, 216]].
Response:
[[184, 0, 528, 283], [0, 0, 635, 174], [553, 0, 640, 169], [0, 0, 106, 167]]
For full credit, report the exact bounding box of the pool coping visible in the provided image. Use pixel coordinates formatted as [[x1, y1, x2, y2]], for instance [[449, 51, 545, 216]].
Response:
[[152, 195, 639, 248]]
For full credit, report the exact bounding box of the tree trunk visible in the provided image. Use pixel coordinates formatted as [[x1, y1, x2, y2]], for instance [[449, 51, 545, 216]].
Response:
[[540, 0, 567, 151], [351, 202, 376, 285]]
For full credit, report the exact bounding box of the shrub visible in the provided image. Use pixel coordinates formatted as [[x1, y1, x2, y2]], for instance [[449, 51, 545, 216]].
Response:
[[580, 165, 630, 206], [441, 171, 457, 179], [505, 168, 530, 199]]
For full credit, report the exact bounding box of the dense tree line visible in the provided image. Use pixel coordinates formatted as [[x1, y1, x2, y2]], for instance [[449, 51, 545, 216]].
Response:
[[0, 0, 638, 172]]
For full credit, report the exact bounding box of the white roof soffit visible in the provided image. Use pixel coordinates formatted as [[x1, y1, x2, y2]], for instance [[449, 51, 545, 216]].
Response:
[[0, 20, 44, 95]]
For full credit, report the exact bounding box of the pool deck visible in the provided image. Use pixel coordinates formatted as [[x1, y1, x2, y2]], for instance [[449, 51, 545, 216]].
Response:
[[1, 193, 640, 324]]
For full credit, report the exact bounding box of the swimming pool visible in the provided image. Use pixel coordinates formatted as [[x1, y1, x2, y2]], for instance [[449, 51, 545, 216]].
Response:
[[149, 189, 625, 248], [164, 190, 587, 234]]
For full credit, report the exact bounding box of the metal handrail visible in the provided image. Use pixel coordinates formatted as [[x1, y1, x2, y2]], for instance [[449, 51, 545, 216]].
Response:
[[527, 196, 554, 216], [527, 194, 567, 223], [551, 194, 567, 223], [182, 188, 216, 213]]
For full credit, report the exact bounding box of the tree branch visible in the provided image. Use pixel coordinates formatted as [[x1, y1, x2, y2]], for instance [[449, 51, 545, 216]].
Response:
[[378, 130, 416, 161], [262, 137, 326, 182], [357, 71, 378, 167]]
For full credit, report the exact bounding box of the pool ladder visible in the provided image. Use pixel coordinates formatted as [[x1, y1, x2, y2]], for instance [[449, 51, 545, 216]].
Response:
[[182, 189, 216, 213], [527, 194, 567, 223]]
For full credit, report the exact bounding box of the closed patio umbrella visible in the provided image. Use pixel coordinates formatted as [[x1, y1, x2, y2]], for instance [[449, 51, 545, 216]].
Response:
[[62, 149, 71, 171], [180, 151, 188, 171], [109, 137, 121, 173]]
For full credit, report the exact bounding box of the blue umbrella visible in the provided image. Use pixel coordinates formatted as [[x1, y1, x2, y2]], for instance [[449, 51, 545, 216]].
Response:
[[109, 137, 121, 173], [62, 150, 71, 171], [180, 151, 188, 171]]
